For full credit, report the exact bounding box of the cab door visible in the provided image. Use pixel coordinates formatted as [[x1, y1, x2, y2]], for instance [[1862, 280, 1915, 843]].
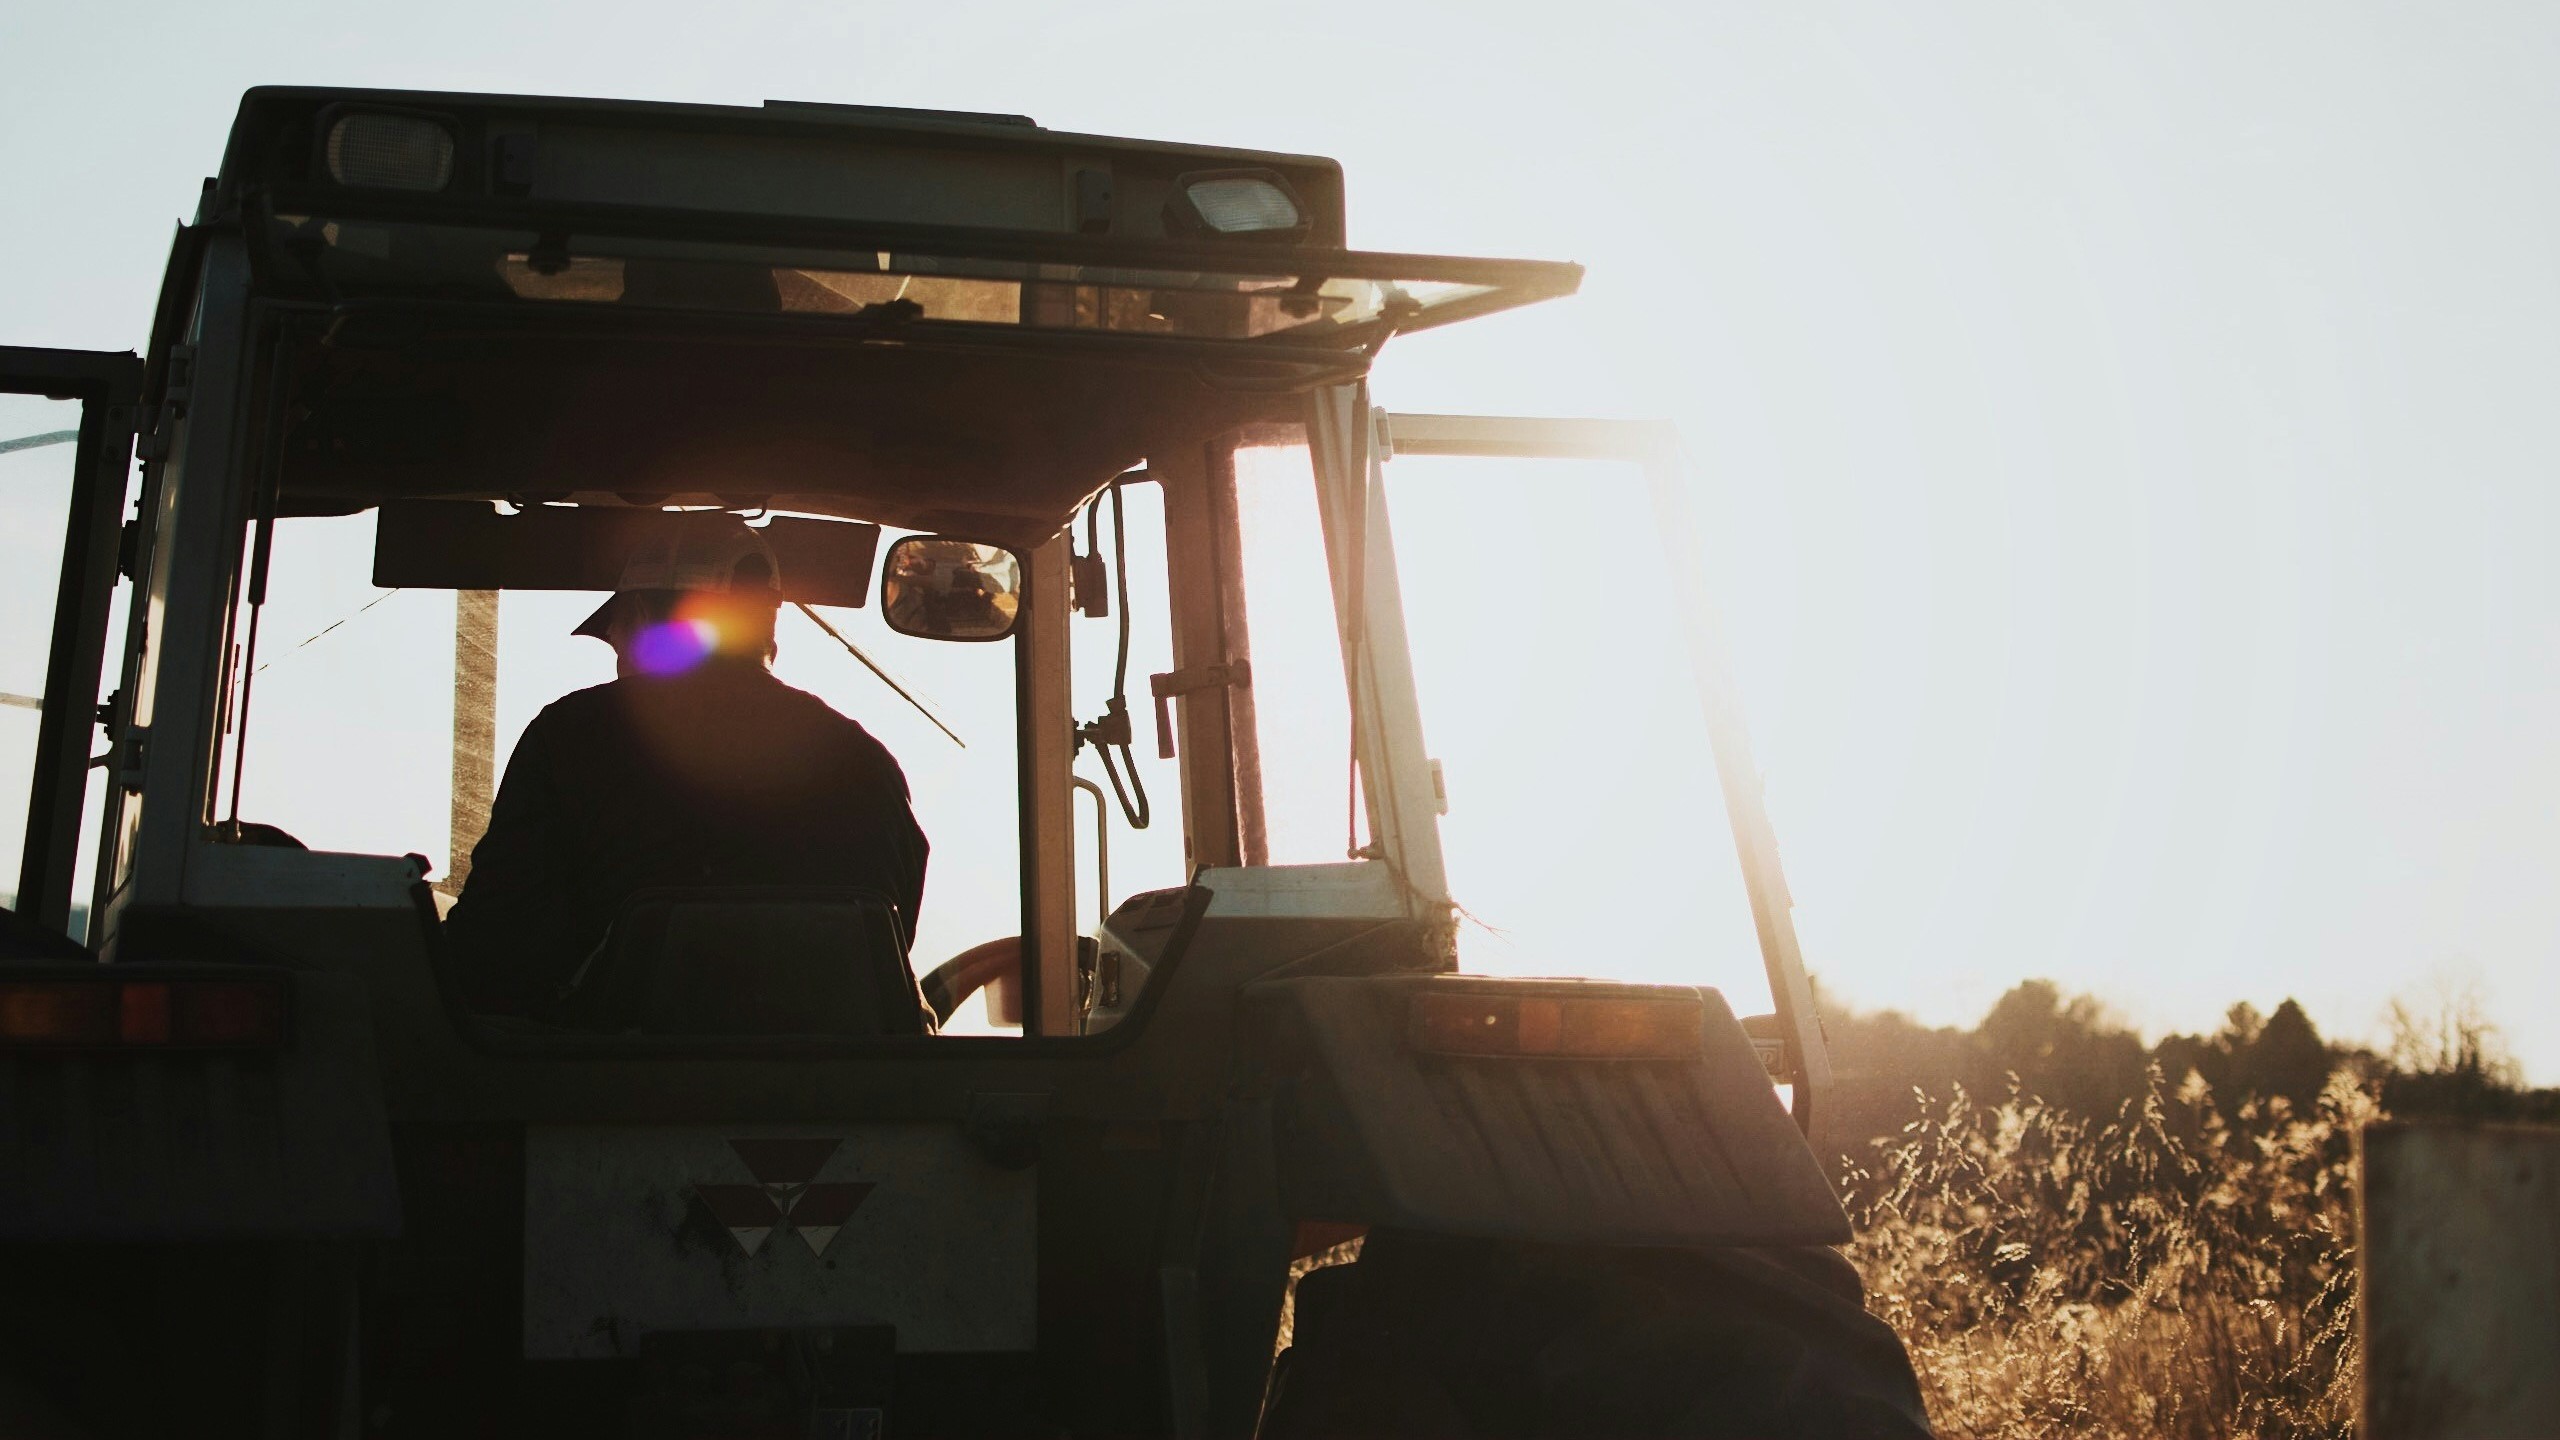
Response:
[[0, 347, 140, 942], [1361, 410, 1834, 1138]]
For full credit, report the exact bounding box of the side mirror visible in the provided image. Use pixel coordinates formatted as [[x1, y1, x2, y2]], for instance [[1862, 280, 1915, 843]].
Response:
[[879, 537, 1024, 642]]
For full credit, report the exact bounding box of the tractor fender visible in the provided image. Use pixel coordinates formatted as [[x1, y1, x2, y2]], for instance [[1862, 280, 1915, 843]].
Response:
[[0, 964, 400, 1239], [1238, 974, 1848, 1248]]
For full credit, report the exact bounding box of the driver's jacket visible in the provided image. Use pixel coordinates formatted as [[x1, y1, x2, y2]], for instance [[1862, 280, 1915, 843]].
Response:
[[442, 662, 927, 1015]]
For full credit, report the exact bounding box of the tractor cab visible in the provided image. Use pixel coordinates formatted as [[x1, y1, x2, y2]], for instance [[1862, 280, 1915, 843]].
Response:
[[0, 88, 1924, 1440]]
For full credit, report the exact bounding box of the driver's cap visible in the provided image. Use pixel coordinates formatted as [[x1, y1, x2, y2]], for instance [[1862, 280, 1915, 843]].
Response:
[[573, 516, 784, 639]]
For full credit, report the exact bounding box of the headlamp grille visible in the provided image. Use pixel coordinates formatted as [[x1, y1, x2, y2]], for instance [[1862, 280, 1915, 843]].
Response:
[[326, 112, 456, 192]]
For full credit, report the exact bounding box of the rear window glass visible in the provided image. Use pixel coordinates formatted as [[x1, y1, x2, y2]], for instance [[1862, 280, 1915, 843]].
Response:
[[213, 513, 1024, 985]]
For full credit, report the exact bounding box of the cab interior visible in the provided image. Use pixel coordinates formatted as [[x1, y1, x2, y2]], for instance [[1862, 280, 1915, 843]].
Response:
[[182, 302, 1311, 1044]]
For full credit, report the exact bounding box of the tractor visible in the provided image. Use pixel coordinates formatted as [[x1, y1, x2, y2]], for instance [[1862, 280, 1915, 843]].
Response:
[[0, 88, 1930, 1437]]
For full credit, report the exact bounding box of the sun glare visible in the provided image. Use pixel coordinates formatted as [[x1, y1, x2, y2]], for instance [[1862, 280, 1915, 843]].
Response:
[[632, 617, 721, 676]]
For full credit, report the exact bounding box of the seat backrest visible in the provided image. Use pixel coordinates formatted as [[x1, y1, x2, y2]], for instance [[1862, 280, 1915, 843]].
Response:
[[565, 886, 932, 1036]]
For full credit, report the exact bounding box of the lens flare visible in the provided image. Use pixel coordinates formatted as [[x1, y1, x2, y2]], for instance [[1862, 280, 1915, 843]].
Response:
[[632, 617, 718, 676]]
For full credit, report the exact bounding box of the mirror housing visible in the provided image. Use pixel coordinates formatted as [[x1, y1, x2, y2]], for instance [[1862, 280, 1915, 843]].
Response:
[[879, 537, 1023, 642]]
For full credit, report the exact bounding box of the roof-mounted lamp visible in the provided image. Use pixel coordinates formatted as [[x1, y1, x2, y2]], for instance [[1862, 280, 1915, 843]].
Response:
[[323, 109, 457, 192], [1163, 169, 1310, 243]]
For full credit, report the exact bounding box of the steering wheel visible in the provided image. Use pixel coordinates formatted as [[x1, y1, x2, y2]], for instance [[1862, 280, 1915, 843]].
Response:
[[919, 936, 1024, 1026]]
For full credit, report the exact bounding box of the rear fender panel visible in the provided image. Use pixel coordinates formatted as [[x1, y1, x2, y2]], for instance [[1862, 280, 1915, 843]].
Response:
[[0, 965, 399, 1239], [1244, 975, 1849, 1247]]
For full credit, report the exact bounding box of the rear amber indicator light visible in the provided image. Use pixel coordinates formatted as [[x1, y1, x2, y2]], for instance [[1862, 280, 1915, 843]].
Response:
[[1406, 991, 1702, 1060], [0, 978, 288, 1049], [0, 982, 116, 1045]]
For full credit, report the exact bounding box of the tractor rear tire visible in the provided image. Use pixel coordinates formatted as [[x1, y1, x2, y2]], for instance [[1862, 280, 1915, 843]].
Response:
[[1260, 1230, 1932, 1440]]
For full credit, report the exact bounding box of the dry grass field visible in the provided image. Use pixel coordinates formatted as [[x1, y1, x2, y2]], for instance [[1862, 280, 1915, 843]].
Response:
[[1844, 1069, 2374, 1440]]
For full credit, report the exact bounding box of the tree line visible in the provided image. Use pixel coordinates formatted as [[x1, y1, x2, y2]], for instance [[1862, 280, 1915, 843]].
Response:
[[1818, 976, 2558, 1178]]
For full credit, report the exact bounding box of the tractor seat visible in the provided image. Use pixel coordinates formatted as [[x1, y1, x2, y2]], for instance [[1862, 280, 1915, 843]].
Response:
[[557, 886, 934, 1037]]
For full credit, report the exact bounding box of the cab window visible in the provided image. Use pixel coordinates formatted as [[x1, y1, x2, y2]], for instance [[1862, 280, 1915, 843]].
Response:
[[211, 510, 1025, 1010]]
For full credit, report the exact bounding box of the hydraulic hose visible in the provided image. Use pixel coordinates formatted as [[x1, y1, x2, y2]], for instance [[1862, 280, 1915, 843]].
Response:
[[1077, 477, 1150, 829]]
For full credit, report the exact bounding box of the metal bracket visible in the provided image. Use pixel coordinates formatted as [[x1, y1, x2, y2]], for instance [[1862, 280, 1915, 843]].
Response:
[[134, 344, 194, 463], [1147, 660, 1251, 759], [112, 724, 150, 793]]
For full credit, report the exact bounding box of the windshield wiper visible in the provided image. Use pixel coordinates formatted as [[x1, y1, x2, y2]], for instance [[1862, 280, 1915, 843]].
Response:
[[793, 601, 965, 748]]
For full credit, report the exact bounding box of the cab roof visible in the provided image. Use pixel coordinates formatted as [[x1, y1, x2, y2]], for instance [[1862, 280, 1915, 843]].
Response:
[[204, 87, 1580, 548], [213, 85, 1353, 247]]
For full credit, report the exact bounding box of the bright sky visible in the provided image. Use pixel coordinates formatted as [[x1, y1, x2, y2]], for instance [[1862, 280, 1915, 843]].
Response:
[[4, 1, 2556, 1079]]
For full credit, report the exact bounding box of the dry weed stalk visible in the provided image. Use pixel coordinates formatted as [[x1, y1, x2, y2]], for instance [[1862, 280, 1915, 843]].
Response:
[[1847, 1065, 2375, 1440]]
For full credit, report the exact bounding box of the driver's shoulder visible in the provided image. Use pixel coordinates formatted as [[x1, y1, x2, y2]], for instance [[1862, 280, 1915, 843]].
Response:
[[762, 680, 909, 780], [760, 674, 864, 729], [530, 679, 634, 728]]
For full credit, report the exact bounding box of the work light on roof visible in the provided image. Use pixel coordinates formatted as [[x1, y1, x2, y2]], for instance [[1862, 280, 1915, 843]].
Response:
[[325, 110, 456, 192], [1166, 170, 1309, 241]]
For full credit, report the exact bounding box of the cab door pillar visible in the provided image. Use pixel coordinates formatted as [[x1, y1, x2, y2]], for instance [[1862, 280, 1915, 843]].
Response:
[[1306, 384, 1453, 960], [1, 346, 140, 933], [1016, 534, 1079, 1035], [1155, 442, 1261, 873]]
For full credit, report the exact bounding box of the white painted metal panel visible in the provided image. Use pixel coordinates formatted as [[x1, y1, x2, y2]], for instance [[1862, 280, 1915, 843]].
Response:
[[1198, 861, 1402, 920], [181, 841, 424, 908], [524, 1124, 1035, 1358]]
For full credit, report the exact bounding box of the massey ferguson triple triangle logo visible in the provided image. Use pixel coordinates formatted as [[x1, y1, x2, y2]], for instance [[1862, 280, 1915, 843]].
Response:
[[690, 1138, 875, 1258]]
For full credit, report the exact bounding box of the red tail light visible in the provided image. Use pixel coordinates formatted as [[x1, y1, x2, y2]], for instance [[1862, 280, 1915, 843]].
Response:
[[1405, 989, 1702, 1060], [0, 977, 288, 1049], [118, 982, 173, 1043], [176, 980, 289, 1045]]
